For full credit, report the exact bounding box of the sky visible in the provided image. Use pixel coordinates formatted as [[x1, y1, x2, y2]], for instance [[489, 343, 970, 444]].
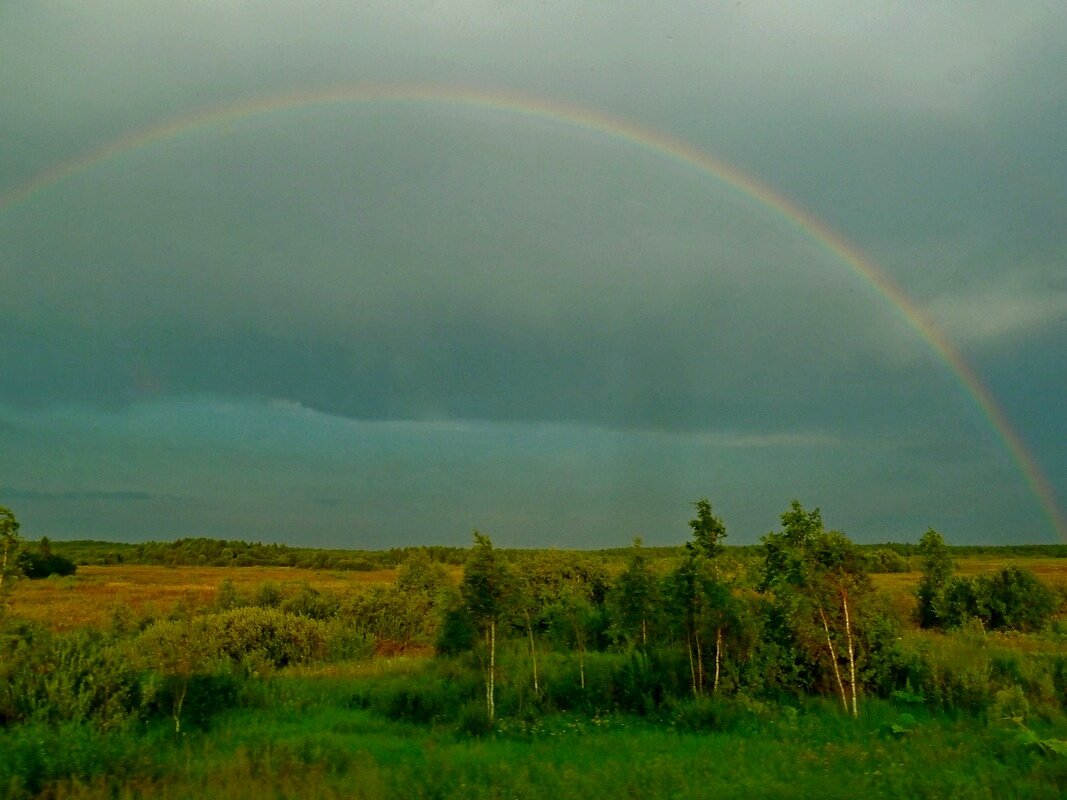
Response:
[[1, 1, 1064, 548]]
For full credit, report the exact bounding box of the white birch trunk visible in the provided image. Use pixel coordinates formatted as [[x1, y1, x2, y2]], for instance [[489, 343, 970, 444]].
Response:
[[714, 626, 723, 694], [695, 629, 704, 696], [488, 620, 496, 724], [686, 634, 698, 698], [525, 611, 539, 696], [818, 605, 848, 713], [841, 588, 858, 717]]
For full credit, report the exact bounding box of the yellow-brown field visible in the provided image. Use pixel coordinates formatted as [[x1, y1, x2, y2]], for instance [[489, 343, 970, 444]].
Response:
[[8, 565, 399, 631], [8, 555, 1065, 632], [871, 556, 1067, 593]]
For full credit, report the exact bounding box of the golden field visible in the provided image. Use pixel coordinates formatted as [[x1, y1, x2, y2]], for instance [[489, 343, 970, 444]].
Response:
[[7, 556, 1065, 632], [871, 556, 1067, 593], [7, 564, 399, 631]]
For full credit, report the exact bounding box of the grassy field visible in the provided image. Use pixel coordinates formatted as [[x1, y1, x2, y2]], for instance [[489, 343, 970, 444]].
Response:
[[4, 551, 1066, 798], [7, 565, 399, 631], [11, 555, 1066, 632], [2, 672, 1064, 800]]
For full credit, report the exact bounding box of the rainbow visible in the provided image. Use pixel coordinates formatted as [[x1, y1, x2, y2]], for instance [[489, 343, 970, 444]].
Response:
[[2, 83, 1063, 539]]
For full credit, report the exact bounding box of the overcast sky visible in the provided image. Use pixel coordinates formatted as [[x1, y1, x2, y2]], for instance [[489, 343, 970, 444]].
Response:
[[1, 2, 1064, 547]]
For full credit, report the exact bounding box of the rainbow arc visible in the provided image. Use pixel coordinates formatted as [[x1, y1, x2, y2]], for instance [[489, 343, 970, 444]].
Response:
[[2, 83, 1062, 539]]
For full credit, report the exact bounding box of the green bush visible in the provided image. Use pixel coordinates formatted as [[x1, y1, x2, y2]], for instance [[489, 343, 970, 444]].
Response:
[[136, 607, 329, 675], [979, 567, 1060, 632], [281, 584, 341, 621], [926, 566, 1059, 633], [17, 550, 77, 579], [0, 624, 141, 728]]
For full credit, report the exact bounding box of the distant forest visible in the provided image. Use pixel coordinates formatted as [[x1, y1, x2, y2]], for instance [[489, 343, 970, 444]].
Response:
[[49, 535, 1067, 572]]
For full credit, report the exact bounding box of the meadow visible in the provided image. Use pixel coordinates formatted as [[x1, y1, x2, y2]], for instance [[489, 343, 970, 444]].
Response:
[[3, 522, 1067, 798], [11, 555, 1067, 633], [8, 565, 401, 632]]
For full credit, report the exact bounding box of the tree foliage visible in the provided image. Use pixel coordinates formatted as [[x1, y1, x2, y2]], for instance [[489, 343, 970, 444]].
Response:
[[0, 506, 22, 599], [914, 530, 1059, 632]]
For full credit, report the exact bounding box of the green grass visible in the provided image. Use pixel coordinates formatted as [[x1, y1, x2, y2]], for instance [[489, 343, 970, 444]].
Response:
[[4, 673, 1064, 800]]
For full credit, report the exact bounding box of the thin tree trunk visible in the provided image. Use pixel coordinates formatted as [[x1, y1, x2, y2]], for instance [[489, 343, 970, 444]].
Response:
[[488, 620, 496, 724], [571, 615, 587, 689], [173, 680, 187, 735], [841, 588, 858, 717], [686, 633, 698, 698], [818, 605, 848, 713], [695, 629, 705, 696], [0, 542, 10, 594], [641, 617, 647, 648], [524, 610, 539, 696], [714, 626, 723, 694]]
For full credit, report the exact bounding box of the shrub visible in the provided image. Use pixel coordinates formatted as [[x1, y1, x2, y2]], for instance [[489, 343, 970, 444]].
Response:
[[281, 584, 341, 621], [866, 549, 910, 573], [136, 607, 329, 675], [17, 551, 77, 579], [978, 567, 1060, 632], [0, 624, 142, 728]]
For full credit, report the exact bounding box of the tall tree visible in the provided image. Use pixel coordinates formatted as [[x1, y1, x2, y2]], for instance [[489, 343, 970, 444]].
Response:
[[665, 499, 733, 696], [608, 538, 661, 649], [665, 544, 708, 696], [460, 532, 514, 725], [915, 528, 953, 628], [760, 500, 866, 716], [689, 498, 727, 558], [0, 506, 22, 600]]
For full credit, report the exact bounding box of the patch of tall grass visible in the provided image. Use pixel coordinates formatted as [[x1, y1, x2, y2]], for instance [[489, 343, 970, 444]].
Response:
[[5, 687, 1064, 799]]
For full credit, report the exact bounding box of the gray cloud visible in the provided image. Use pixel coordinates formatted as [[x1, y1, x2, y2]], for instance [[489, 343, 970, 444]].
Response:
[[1, 1, 1064, 544], [0, 487, 157, 502]]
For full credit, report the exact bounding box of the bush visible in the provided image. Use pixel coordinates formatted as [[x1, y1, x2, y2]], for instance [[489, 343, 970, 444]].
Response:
[[925, 566, 1059, 633], [136, 607, 329, 675], [17, 551, 76, 579], [978, 567, 1060, 632], [281, 584, 341, 621], [0, 624, 141, 728], [866, 549, 910, 573]]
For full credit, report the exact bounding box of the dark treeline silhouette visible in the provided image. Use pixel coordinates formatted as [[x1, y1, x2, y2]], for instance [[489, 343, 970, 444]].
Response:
[[43, 535, 1067, 574]]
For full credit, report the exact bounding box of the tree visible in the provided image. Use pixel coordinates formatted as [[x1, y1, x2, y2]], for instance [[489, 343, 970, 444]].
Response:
[[760, 501, 866, 716], [460, 532, 514, 726], [0, 506, 22, 600], [809, 529, 868, 717], [516, 551, 607, 694], [915, 529, 953, 628], [689, 498, 727, 558], [665, 500, 733, 696], [977, 566, 1058, 632], [18, 538, 76, 579], [665, 544, 707, 697], [608, 538, 661, 649]]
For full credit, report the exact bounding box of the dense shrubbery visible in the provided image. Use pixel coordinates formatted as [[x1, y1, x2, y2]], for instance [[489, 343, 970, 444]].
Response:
[[15, 538, 77, 579], [916, 530, 1061, 632]]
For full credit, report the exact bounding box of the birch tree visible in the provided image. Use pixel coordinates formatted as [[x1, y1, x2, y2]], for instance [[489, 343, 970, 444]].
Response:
[[0, 506, 22, 601], [460, 532, 514, 726], [608, 538, 661, 649], [760, 501, 866, 716]]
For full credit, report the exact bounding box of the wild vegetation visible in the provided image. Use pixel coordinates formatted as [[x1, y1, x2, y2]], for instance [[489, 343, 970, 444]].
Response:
[[1, 502, 1066, 798]]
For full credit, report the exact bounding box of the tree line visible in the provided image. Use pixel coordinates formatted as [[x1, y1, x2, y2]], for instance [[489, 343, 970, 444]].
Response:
[[440, 500, 1062, 727]]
